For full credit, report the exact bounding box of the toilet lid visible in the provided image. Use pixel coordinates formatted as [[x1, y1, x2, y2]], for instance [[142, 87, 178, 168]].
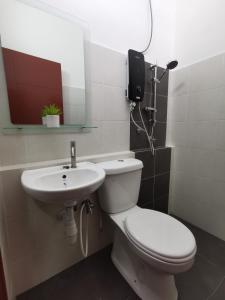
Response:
[[125, 210, 196, 262]]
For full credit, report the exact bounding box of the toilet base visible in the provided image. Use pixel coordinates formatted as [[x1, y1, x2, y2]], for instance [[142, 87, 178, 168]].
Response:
[[111, 229, 178, 300]]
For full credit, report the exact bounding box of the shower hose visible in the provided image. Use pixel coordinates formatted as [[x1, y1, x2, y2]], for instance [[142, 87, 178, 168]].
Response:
[[80, 201, 89, 257]]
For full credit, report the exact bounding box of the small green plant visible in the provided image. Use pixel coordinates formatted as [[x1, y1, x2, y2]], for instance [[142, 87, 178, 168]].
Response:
[[41, 104, 62, 117]]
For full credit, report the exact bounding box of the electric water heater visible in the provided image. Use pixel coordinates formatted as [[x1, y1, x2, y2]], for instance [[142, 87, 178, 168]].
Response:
[[126, 49, 145, 102]]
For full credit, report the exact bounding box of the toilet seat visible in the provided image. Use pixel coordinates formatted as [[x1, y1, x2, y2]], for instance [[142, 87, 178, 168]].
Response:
[[124, 209, 197, 264]]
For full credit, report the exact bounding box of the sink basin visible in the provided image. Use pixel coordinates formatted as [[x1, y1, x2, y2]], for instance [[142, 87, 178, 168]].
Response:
[[21, 162, 105, 206]]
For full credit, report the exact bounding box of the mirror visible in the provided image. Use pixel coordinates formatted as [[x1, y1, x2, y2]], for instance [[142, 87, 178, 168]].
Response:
[[0, 0, 86, 129]]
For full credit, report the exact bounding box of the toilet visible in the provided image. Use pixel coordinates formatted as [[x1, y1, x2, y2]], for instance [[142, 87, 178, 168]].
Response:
[[97, 158, 197, 300]]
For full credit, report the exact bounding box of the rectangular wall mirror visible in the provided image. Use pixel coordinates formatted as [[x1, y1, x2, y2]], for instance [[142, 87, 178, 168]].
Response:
[[0, 0, 87, 132]]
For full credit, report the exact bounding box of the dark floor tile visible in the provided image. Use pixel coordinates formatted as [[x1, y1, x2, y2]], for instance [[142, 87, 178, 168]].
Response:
[[155, 147, 171, 175], [154, 194, 169, 213], [209, 277, 225, 300], [153, 122, 167, 148], [135, 149, 154, 179], [157, 66, 169, 96], [18, 216, 225, 300], [126, 294, 141, 300], [17, 246, 139, 300], [154, 173, 170, 199], [138, 177, 154, 208], [130, 121, 149, 151], [174, 217, 225, 274], [156, 95, 168, 122], [193, 230, 225, 274], [175, 254, 224, 300]]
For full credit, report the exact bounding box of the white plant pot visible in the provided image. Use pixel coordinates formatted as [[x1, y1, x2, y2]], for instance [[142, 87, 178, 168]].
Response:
[[42, 116, 47, 126], [46, 115, 60, 128]]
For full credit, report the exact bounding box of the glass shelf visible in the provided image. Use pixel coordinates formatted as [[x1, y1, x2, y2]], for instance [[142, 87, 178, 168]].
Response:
[[2, 124, 98, 134]]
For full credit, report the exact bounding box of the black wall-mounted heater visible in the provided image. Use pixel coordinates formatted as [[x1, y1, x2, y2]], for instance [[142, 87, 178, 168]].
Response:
[[126, 49, 145, 102]]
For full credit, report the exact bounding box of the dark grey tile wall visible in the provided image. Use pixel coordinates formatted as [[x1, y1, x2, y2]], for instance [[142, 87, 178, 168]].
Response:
[[130, 62, 171, 213], [135, 148, 171, 213]]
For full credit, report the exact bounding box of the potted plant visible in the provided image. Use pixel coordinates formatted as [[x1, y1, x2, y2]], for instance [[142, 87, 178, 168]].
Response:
[[41, 104, 62, 128]]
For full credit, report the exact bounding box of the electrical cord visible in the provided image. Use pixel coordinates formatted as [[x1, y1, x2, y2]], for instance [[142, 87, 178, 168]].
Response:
[[141, 0, 153, 54]]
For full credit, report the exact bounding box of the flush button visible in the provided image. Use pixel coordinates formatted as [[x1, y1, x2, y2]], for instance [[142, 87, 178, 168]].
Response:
[[118, 160, 124, 162]]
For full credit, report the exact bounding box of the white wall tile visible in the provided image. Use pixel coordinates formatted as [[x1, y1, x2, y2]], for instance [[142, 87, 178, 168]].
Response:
[[188, 89, 219, 121], [189, 54, 224, 92], [172, 147, 192, 174], [216, 87, 225, 120], [89, 83, 104, 121], [102, 85, 129, 121], [24, 134, 68, 163], [169, 52, 225, 242], [167, 94, 188, 122], [188, 121, 217, 150], [215, 120, 225, 151], [5, 214, 37, 262], [0, 135, 27, 166], [89, 43, 106, 84], [191, 149, 215, 179], [167, 121, 188, 147], [90, 43, 126, 88], [0, 170, 31, 218], [213, 150, 225, 181], [168, 67, 190, 96], [101, 121, 129, 153], [102, 49, 125, 87], [211, 180, 225, 210]]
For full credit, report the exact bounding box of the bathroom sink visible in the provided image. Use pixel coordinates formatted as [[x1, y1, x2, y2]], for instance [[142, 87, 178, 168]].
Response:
[[21, 162, 105, 206]]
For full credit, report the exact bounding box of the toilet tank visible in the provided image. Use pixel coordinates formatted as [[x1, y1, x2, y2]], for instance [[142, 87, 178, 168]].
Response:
[[97, 158, 143, 214]]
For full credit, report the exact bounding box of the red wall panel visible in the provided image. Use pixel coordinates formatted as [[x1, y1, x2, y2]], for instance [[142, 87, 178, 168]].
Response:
[[2, 48, 64, 124], [0, 252, 7, 300]]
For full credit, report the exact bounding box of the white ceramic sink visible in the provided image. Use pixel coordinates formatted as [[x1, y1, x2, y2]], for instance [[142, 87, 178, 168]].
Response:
[[21, 162, 105, 206]]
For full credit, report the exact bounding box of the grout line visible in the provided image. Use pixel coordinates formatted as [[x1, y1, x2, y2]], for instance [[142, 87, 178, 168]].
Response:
[[141, 175, 155, 181], [154, 171, 170, 177], [206, 275, 225, 300], [134, 146, 171, 153], [197, 253, 221, 268]]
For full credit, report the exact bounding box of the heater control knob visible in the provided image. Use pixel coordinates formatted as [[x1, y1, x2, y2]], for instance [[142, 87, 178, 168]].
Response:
[[136, 86, 142, 93]]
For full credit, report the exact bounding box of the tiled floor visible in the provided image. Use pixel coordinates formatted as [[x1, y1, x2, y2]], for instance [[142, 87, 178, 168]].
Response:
[[18, 218, 225, 300]]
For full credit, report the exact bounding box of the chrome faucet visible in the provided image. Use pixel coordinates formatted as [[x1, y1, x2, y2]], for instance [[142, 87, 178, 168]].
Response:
[[70, 141, 76, 168]]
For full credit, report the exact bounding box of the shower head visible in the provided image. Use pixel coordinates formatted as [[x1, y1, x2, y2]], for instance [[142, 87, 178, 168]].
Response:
[[158, 60, 178, 82], [166, 60, 178, 70]]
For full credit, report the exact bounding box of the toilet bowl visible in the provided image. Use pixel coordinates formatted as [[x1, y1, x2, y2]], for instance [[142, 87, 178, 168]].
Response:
[[97, 158, 197, 300]]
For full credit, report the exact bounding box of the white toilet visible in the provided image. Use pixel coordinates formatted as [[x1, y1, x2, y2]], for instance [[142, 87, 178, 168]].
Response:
[[97, 158, 197, 300]]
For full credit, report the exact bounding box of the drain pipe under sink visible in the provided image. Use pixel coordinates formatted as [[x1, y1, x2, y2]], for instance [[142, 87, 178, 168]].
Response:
[[60, 199, 94, 257], [63, 206, 78, 244]]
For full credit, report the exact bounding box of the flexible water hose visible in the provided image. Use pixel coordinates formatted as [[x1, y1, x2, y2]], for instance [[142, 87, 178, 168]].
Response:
[[130, 111, 145, 132], [130, 102, 154, 155], [138, 102, 154, 155], [80, 202, 89, 257]]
